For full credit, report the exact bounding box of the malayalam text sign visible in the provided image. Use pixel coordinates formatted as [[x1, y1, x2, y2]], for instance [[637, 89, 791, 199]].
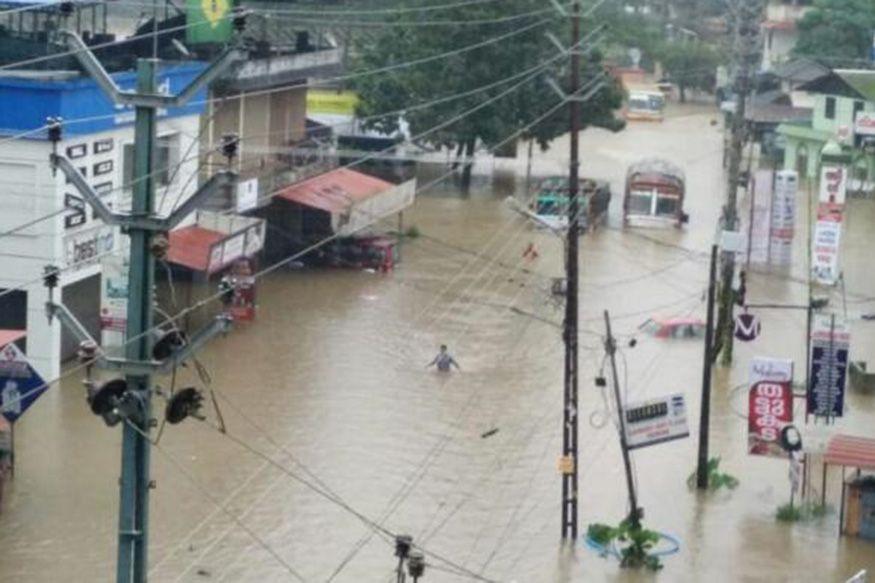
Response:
[[807, 315, 849, 418], [748, 380, 793, 457]]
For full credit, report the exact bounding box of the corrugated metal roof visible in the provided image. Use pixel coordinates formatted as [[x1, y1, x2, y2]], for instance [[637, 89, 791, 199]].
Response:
[[166, 225, 224, 272], [824, 434, 875, 471], [276, 168, 394, 213]]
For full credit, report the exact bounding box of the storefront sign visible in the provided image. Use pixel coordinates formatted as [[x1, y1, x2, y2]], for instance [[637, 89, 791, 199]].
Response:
[[819, 165, 847, 206], [812, 207, 842, 286], [63, 225, 115, 270], [100, 255, 128, 348], [807, 315, 849, 418], [769, 170, 797, 266], [748, 357, 794, 457], [236, 178, 258, 212], [855, 111, 875, 137], [206, 221, 265, 274], [734, 312, 761, 342], [624, 393, 689, 450]]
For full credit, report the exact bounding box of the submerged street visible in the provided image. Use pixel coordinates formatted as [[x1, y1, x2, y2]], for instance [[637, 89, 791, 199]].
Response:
[[2, 104, 875, 581]]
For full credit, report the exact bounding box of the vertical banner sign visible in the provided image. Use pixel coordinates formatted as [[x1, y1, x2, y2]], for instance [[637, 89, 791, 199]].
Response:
[[812, 205, 842, 285], [100, 255, 129, 350], [819, 165, 847, 206], [748, 357, 794, 457], [186, 0, 232, 44], [748, 169, 773, 264], [769, 170, 797, 266], [807, 314, 849, 418]]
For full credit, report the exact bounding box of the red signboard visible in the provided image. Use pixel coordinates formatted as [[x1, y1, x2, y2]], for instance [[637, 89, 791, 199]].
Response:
[[748, 380, 793, 457]]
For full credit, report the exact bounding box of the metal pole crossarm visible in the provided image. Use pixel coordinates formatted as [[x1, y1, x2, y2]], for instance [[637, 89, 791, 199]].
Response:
[[101, 315, 233, 376], [45, 300, 102, 350], [546, 72, 606, 102], [52, 153, 236, 230], [59, 31, 244, 108], [545, 23, 607, 54]]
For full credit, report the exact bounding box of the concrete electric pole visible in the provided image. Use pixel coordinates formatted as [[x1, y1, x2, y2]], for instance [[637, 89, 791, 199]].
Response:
[[45, 20, 245, 582], [717, 0, 762, 365]]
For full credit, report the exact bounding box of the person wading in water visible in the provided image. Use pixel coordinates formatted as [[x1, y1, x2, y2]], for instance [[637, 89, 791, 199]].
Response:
[[427, 345, 460, 372]]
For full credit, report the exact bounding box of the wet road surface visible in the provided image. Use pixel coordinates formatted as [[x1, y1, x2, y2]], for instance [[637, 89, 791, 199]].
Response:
[[2, 103, 875, 582]]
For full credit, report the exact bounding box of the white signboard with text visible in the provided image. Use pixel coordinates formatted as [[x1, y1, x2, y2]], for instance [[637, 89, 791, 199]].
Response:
[[624, 393, 689, 450]]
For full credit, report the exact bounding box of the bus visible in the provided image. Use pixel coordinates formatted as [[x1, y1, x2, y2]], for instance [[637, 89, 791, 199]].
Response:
[[625, 89, 666, 122]]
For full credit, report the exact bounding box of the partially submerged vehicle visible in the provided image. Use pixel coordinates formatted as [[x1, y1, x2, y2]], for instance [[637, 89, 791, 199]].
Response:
[[522, 177, 611, 232], [625, 88, 666, 122], [624, 158, 688, 228], [639, 317, 705, 339]]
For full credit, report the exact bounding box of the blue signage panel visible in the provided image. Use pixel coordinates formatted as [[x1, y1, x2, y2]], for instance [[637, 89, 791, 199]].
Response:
[[0, 342, 48, 423], [0, 62, 208, 137], [807, 317, 849, 417]]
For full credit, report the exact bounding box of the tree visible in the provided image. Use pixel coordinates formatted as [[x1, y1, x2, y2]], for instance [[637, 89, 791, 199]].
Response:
[[350, 0, 624, 189], [794, 0, 875, 65], [657, 40, 721, 102]]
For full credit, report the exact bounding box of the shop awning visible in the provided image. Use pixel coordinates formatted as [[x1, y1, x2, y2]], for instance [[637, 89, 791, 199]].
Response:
[[824, 434, 875, 471], [167, 211, 265, 274], [277, 168, 416, 236], [0, 329, 24, 348]]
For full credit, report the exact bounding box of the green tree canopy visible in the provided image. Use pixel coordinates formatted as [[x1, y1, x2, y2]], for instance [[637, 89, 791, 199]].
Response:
[[349, 0, 624, 181], [657, 40, 721, 101], [794, 0, 875, 65]]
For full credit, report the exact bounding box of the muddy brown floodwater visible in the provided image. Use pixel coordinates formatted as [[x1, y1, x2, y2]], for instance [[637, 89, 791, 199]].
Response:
[[2, 104, 875, 582]]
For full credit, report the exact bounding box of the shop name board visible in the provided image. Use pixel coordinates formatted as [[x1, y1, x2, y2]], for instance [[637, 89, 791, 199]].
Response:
[[623, 393, 689, 450], [206, 222, 265, 274], [64, 225, 115, 270], [819, 166, 846, 206]]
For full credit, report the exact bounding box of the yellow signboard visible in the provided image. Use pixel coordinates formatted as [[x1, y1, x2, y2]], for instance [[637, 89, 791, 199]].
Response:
[[307, 90, 360, 116]]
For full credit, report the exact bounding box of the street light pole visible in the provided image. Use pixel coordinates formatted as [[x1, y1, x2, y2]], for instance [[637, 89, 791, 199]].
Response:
[[561, 0, 582, 541]]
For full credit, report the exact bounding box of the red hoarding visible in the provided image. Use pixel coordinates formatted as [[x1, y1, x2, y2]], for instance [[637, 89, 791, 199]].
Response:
[[748, 380, 793, 457]]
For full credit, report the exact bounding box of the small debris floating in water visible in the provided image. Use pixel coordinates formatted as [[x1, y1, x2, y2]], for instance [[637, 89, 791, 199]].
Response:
[[481, 428, 499, 438]]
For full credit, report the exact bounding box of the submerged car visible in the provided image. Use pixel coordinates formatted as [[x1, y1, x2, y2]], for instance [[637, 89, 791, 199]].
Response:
[[639, 317, 706, 339]]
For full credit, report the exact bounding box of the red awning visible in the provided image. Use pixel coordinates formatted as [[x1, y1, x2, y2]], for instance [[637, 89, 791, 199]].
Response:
[[0, 329, 25, 348], [167, 225, 225, 271], [276, 168, 394, 213], [824, 434, 875, 471]]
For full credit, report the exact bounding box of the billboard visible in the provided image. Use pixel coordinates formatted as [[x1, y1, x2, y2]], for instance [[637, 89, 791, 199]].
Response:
[[623, 393, 689, 450], [812, 204, 842, 286], [807, 315, 849, 418], [769, 170, 797, 266], [748, 357, 794, 457]]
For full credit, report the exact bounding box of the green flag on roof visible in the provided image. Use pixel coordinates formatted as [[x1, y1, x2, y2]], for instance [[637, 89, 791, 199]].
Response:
[[186, 0, 233, 44]]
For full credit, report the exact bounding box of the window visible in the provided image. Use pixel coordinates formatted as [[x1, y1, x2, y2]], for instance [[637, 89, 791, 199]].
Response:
[[656, 194, 679, 216], [825, 96, 836, 120], [628, 191, 653, 215], [123, 134, 180, 190], [854, 100, 864, 118]]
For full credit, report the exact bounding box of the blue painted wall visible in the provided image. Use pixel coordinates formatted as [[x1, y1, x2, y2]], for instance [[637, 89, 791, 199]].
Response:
[[0, 62, 207, 137]]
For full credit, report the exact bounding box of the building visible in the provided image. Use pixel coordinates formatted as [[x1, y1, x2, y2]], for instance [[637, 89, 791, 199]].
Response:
[[761, 0, 812, 71], [0, 64, 210, 379], [777, 69, 875, 187]]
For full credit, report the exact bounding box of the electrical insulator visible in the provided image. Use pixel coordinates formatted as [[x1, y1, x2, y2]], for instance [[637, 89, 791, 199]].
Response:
[[407, 551, 425, 580], [221, 133, 239, 161], [232, 7, 249, 33], [394, 535, 412, 559], [47, 117, 63, 143], [43, 264, 60, 289]]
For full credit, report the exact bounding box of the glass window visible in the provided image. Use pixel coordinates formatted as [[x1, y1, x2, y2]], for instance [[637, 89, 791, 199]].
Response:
[[627, 191, 653, 215], [656, 194, 679, 216], [825, 96, 836, 120], [854, 100, 864, 118], [629, 98, 651, 111]]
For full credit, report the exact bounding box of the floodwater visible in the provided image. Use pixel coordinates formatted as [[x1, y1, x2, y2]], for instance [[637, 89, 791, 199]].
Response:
[[3, 103, 875, 582]]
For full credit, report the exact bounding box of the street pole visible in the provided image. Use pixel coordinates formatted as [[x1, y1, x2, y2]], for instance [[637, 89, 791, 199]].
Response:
[[603, 310, 640, 527], [696, 245, 718, 489], [560, 0, 582, 541], [717, 0, 761, 366], [116, 58, 157, 583]]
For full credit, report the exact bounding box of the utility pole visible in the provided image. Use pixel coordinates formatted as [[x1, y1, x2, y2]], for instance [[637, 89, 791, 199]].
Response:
[[696, 245, 718, 489], [716, 0, 761, 366], [560, 0, 582, 541], [46, 23, 244, 582], [603, 310, 640, 527]]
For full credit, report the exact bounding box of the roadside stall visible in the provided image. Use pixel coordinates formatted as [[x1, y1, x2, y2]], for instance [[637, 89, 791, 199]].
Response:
[[823, 434, 875, 540]]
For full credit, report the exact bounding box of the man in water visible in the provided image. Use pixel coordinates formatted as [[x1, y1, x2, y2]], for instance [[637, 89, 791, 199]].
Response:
[[427, 345, 460, 372]]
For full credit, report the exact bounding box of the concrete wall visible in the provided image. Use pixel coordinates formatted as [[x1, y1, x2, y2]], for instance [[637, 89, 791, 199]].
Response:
[[812, 94, 875, 136]]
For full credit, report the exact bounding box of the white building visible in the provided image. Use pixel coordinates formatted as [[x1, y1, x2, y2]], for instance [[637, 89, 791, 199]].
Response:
[[0, 63, 206, 379]]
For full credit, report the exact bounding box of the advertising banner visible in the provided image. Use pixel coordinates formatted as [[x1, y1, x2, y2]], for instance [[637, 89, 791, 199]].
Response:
[[100, 255, 128, 349], [748, 357, 794, 457], [812, 205, 842, 286], [769, 169, 797, 266], [819, 165, 847, 206], [748, 169, 772, 264], [236, 178, 258, 212], [623, 393, 689, 450], [807, 314, 849, 418]]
